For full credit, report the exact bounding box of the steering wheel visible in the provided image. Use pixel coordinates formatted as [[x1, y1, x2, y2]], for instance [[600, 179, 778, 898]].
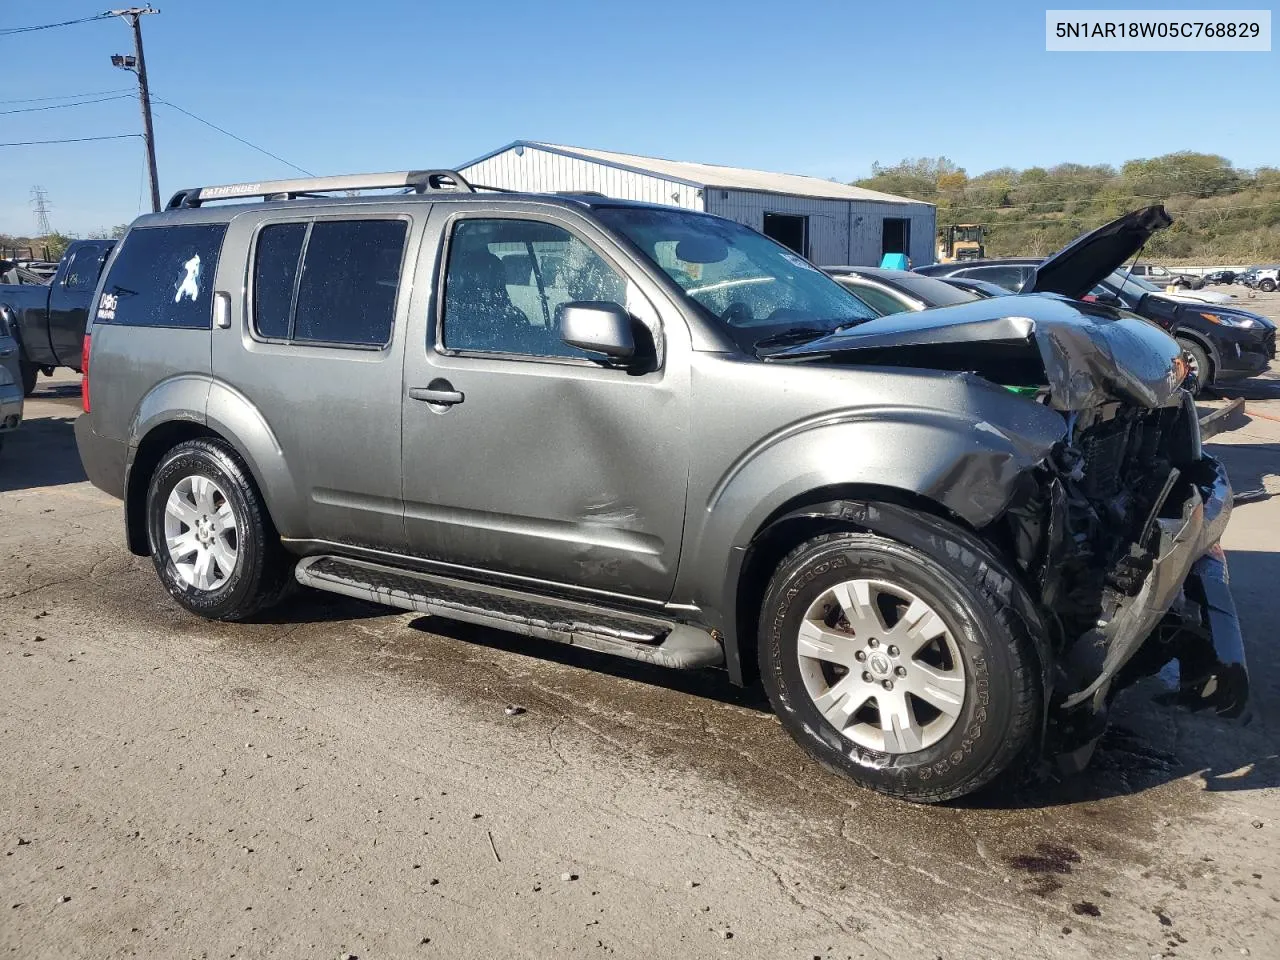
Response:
[[720, 302, 753, 325]]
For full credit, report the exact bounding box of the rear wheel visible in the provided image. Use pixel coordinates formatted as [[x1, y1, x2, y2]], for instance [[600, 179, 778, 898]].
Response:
[[145, 438, 290, 621], [1260, 278, 1277, 293], [1177, 338, 1211, 396], [19, 358, 37, 397], [758, 526, 1042, 803]]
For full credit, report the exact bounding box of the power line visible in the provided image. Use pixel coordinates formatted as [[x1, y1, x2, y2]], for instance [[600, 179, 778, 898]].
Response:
[[0, 133, 142, 147], [0, 88, 133, 105], [0, 11, 114, 36], [0, 93, 134, 116], [152, 98, 315, 176]]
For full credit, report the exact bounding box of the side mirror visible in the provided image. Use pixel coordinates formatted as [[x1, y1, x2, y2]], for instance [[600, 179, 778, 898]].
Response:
[[557, 301, 635, 360], [1093, 292, 1123, 307]]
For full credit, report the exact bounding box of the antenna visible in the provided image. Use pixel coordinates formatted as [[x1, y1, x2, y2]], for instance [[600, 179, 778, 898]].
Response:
[[30, 186, 53, 235]]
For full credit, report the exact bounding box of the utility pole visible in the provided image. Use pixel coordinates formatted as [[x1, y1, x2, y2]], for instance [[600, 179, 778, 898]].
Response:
[[110, 7, 161, 213]]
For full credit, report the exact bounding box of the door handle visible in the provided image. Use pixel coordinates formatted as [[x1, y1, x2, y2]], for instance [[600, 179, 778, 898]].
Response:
[[409, 385, 465, 406]]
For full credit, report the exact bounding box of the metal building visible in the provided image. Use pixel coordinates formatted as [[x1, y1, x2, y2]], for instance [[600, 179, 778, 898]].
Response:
[[458, 141, 938, 267]]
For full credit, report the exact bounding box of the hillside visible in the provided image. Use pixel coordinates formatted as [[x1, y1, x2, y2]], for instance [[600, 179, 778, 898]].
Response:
[[855, 152, 1280, 264]]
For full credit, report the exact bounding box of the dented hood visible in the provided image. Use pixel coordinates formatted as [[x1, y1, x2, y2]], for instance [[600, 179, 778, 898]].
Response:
[[767, 293, 1185, 411], [1029, 204, 1173, 299]]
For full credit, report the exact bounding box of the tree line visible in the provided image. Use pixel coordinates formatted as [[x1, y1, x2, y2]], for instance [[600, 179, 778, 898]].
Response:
[[855, 152, 1280, 263]]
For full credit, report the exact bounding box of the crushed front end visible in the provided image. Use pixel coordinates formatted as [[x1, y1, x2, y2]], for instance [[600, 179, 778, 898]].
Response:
[[1001, 390, 1248, 769]]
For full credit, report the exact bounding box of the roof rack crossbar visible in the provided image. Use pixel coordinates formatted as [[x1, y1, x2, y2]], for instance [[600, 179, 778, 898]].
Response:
[[165, 169, 474, 209]]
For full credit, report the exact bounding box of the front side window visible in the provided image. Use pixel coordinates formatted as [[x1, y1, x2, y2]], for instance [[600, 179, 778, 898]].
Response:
[[441, 218, 626, 359], [250, 218, 407, 346], [97, 225, 227, 329], [594, 207, 874, 352]]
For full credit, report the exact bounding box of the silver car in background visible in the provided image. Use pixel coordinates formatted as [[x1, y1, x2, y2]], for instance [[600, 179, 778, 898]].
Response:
[[0, 308, 24, 455]]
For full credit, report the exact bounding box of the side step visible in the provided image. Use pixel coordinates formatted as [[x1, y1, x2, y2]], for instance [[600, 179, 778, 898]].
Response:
[[295, 555, 724, 670]]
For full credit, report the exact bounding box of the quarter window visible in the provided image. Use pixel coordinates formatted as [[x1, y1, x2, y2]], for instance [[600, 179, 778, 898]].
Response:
[[441, 218, 626, 359], [97, 225, 227, 329], [251, 218, 407, 346]]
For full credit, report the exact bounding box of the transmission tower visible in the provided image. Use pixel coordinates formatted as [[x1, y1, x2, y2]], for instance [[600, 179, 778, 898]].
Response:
[[30, 186, 53, 235]]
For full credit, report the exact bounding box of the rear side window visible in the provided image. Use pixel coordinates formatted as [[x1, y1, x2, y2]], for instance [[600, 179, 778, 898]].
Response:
[[251, 218, 407, 347], [97, 225, 226, 328], [253, 223, 306, 339], [62, 245, 104, 292]]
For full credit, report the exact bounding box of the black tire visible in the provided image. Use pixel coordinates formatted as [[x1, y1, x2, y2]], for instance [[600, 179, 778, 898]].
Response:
[[145, 437, 290, 621], [1260, 278, 1277, 293], [19, 357, 37, 397], [1177, 338, 1211, 396], [758, 526, 1043, 803]]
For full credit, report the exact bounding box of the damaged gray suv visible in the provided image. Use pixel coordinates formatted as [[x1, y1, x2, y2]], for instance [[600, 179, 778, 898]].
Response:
[[75, 175, 1247, 802]]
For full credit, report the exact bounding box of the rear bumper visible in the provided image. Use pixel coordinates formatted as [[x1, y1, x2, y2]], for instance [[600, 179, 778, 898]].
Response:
[[73, 413, 126, 500]]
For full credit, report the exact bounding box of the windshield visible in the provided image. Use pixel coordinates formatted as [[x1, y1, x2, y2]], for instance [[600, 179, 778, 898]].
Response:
[[594, 207, 876, 349], [1106, 269, 1161, 297]]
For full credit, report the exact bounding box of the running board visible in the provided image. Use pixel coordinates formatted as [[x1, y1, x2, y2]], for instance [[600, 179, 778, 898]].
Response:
[[295, 555, 724, 669]]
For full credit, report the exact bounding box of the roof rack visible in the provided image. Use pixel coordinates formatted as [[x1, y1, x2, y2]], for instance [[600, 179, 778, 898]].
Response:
[[165, 169, 474, 210]]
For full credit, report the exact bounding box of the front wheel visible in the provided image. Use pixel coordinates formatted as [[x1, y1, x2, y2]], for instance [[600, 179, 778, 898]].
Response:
[[145, 438, 290, 621], [1177, 338, 1211, 396], [758, 527, 1043, 803]]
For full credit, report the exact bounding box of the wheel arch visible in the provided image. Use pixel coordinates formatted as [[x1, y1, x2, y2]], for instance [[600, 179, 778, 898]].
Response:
[[125, 381, 297, 557], [729, 484, 971, 685], [730, 491, 1053, 717], [1174, 328, 1219, 383]]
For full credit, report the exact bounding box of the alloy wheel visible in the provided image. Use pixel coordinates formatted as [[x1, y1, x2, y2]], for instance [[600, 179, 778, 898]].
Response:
[[163, 475, 239, 591], [795, 578, 966, 753]]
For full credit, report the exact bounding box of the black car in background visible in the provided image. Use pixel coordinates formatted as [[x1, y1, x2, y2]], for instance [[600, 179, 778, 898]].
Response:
[[821, 266, 991, 314], [915, 209, 1275, 394]]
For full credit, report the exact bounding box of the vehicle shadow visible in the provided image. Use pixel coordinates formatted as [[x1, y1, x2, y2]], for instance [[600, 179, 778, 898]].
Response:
[[407, 542, 1277, 808], [406, 615, 772, 714], [0, 415, 87, 491], [249, 587, 391, 625]]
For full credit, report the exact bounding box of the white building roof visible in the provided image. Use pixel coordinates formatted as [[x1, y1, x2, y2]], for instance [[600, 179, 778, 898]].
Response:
[[463, 141, 930, 206]]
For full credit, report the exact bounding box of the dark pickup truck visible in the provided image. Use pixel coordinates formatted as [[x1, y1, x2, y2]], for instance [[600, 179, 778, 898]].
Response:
[[0, 239, 114, 395]]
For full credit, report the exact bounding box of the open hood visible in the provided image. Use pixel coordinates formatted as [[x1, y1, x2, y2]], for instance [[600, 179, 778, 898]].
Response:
[[766, 294, 1185, 411], [1029, 205, 1173, 299]]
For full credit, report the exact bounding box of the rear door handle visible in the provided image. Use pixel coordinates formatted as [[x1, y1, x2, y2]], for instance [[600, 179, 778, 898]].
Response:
[[409, 385, 465, 406]]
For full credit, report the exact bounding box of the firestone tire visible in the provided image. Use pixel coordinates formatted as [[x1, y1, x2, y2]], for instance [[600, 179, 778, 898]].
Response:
[[145, 438, 291, 621], [758, 527, 1043, 803]]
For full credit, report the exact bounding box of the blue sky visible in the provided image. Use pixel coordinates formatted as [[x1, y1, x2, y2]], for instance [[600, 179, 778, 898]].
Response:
[[2, 0, 1276, 235]]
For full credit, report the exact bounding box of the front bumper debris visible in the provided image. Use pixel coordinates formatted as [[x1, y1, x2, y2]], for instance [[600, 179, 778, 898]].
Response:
[[1171, 544, 1249, 718], [1062, 454, 1234, 713]]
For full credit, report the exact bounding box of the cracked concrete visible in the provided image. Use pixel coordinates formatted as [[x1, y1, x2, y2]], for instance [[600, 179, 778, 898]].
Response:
[[1, 368, 1278, 959]]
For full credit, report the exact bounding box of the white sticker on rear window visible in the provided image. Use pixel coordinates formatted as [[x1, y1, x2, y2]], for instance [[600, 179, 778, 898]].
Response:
[[174, 254, 201, 303], [96, 292, 118, 321]]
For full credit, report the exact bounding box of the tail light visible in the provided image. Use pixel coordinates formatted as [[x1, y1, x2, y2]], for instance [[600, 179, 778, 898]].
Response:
[[81, 334, 91, 413]]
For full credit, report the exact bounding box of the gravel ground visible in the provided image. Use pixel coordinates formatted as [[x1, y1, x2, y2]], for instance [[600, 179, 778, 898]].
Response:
[[1, 336, 1278, 959]]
